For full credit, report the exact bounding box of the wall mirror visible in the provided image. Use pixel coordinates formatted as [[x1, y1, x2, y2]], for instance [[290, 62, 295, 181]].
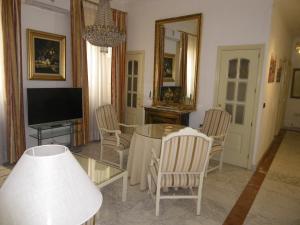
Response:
[[153, 14, 202, 110], [291, 68, 300, 98]]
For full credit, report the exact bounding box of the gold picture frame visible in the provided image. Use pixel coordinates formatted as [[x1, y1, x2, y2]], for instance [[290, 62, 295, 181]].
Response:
[[27, 29, 66, 80], [163, 53, 175, 82]]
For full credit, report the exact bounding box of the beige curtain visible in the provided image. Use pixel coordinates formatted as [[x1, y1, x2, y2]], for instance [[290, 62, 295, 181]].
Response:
[[186, 35, 197, 99], [111, 10, 127, 122], [0, 0, 7, 164], [179, 32, 188, 96], [70, 0, 89, 146], [2, 0, 26, 163], [158, 26, 165, 89]]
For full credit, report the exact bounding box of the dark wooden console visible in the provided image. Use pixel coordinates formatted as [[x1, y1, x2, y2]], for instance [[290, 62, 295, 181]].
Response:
[[144, 106, 191, 126]]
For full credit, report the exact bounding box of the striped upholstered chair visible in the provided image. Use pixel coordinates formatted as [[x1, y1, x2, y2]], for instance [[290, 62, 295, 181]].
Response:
[[199, 108, 231, 175], [148, 127, 213, 216], [95, 104, 137, 169]]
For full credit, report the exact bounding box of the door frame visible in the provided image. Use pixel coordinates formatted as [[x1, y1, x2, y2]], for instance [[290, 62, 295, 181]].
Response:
[[214, 44, 265, 170], [125, 50, 145, 124]]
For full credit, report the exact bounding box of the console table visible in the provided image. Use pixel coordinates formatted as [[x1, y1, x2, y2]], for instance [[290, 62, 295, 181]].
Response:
[[144, 106, 192, 126], [29, 120, 81, 147]]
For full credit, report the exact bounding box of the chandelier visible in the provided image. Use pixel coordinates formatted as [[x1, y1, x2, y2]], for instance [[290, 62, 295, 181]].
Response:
[[83, 0, 126, 47]]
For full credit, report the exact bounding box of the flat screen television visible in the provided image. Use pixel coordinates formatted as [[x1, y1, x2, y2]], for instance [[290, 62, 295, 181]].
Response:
[[27, 88, 83, 125]]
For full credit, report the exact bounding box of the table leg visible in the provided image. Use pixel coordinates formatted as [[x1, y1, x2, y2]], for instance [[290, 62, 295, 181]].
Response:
[[122, 171, 128, 202]]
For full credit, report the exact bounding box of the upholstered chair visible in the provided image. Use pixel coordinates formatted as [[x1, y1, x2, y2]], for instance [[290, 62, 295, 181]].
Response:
[[95, 104, 137, 169], [199, 108, 231, 175], [148, 127, 213, 216]]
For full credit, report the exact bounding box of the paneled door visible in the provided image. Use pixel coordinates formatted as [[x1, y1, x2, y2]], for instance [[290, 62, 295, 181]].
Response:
[[125, 51, 144, 125], [216, 48, 261, 168]]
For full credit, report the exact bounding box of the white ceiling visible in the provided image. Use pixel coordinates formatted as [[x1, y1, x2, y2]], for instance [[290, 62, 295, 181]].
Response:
[[276, 0, 300, 37]]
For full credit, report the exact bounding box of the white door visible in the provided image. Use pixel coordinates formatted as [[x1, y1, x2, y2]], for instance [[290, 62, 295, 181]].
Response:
[[125, 52, 144, 125], [216, 49, 260, 168]]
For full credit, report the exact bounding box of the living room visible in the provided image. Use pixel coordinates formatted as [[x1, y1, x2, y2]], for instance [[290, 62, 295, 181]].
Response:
[[0, 0, 299, 224]]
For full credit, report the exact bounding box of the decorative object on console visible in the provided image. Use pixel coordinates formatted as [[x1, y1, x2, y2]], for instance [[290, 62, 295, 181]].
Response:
[[27, 29, 66, 80], [0, 145, 102, 225], [83, 0, 126, 47], [160, 86, 182, 104]]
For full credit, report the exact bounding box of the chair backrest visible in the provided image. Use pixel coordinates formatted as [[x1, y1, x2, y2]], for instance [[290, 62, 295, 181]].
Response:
[[158, 127, 212, 174], [95, 105, 120, 132], [201, 108, 231, 138]]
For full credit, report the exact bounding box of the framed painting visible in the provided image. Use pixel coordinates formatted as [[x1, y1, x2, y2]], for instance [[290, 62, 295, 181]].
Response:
[[27, 29, 66, 80], [163, 53, 175, 82]]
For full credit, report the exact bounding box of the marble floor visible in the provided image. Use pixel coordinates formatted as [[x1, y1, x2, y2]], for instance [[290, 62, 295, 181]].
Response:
[[78, 142, 253, 225], [244, 131, 300, 225], [77, 131, 300, 225]]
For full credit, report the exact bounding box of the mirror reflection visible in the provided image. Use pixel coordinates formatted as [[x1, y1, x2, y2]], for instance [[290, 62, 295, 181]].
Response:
[[154, 14, 201, 109]]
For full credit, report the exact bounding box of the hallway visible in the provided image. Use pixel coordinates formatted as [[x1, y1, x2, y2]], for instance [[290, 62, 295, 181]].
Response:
[[245, 131, 300, 225]]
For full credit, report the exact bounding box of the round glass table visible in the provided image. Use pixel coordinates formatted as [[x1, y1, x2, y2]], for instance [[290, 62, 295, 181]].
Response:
[[127, 124, 185, 190], [135, 123, 185, 139]]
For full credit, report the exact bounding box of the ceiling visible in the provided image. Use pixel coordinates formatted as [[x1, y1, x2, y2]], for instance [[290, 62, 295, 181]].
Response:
[[276, 0, 300, 37]]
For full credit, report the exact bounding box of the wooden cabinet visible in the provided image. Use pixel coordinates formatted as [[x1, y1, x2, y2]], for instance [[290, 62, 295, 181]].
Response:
[[144, 106, 191, 126]]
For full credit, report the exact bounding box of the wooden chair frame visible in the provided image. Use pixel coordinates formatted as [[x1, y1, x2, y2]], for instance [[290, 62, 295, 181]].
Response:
[[147, 127, 213, 216]]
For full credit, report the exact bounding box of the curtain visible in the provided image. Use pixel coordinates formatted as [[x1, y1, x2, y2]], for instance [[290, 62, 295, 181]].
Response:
[[87, 43, 112, 141], [111, 10, 127, 122], [158, 26, 165, 89], [83, 1, 112, 141], [2, 0, 26, 163], [179, 32, 188, 97], [70, 0, 89, 146], [186, 35, 197, 99], [0, 0, 7, 164]]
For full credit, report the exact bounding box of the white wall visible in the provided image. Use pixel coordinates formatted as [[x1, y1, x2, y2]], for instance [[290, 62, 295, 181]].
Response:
[[126, 0, 273, 129], [252, 1, 293, 165], [284, 37, 300, 128], [21, 2, 72, 148]]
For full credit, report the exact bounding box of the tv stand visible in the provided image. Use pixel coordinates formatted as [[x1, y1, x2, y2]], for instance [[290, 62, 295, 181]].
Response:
[[29, 120, 81, 147]]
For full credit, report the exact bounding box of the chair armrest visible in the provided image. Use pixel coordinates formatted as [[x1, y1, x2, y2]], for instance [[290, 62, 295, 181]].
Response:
[[119, 123, 138, 128], [210, 135, 225, 144], [99, 127, 122, 146], [99, 127, 121, 134]]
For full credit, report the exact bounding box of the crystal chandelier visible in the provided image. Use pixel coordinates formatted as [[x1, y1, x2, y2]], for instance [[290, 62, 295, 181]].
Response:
[[83, 0, 126, 47]]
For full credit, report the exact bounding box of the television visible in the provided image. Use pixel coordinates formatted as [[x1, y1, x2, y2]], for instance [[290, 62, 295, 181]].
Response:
[[27, 88, 83, 125]]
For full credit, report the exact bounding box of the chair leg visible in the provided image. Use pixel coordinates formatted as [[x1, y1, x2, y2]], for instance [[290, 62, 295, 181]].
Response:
[[155, 182, 161, 216], [205, 158, 209, 177], [100, 143, 103, 161], [119, 151, 124, 169], [148, 173, 152, 196], [196, 174, 204, 215], [219, 151, 224, 171]]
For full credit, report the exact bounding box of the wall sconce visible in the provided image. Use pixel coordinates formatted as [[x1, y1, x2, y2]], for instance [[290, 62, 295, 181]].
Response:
[[296, 42, 300, 54]]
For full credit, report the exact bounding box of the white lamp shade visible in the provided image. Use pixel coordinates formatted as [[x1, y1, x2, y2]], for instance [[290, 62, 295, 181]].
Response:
[[0, 145, 102, 225]]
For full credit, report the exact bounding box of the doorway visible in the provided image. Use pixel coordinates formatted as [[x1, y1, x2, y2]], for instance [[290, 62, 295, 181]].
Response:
[[125, 51, 145, 125], [215, 45, 264, 168]]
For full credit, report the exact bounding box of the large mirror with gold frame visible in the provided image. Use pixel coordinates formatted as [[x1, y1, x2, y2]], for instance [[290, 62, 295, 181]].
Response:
[[153, 14, 202, 110]]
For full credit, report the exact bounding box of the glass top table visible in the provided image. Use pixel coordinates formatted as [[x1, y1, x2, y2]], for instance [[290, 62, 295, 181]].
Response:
[[74, 153, 128, 201], [135, 123, 185, 139]]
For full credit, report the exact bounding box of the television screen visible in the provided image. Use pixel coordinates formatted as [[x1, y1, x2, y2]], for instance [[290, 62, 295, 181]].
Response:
[[27, 88, 83, 125]]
